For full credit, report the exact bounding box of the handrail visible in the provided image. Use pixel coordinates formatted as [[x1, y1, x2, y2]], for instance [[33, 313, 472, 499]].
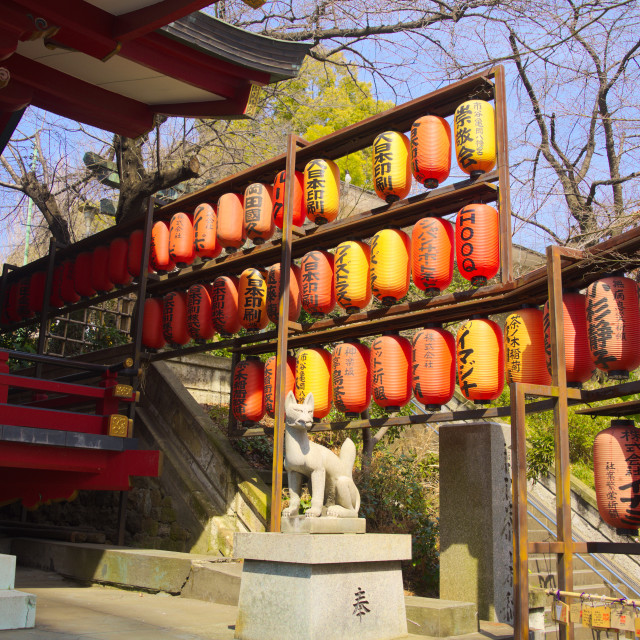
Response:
[[527, 495, 640, 600], [1, 349, 130, 373]]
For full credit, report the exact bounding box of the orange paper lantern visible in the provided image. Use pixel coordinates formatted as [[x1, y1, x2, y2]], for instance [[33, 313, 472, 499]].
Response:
[[238, 268, 268, 331], [373, 131, 412, 203], [371, 332, 412, 411], [243, 183, 274, 245], [332, 340, 371, 417], [264, 354, 296, 418], [334, 240, 371, 314], [586, 276, 640, 379], [543, 292, 594, 386], [108, 237, 132, 287], [456, 204, 500, 286], [295, 347, 332, 419], [169, 212, 195, 267], [217, 193, 245, 253], [370, 228, 410, 305], [150, 221, 175, 273], [187, 284, 215, 342], [505, 306, 551, 386], [456, 317, 504, 404], [412, 325, 455, 411], [300, 250, 335, 317], [193, 203, 221, 260], [91, 246, 114, 293], [593, 420, 640, 534], [273, 170, 305, 229], [454, 100, 496, 177], [412, 217, 454, 296], [162, 291, 190, 346], [232, 357, 265, 424], [266, 263, 302, 324], [211, 276, 241, 336], [410, 115, 451, 189], [142, 298, 165, 350], [304, 159, 340, 225]]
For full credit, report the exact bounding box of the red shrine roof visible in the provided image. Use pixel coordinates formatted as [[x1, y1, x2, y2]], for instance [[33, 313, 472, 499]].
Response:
[[0, 0, 311, 144]]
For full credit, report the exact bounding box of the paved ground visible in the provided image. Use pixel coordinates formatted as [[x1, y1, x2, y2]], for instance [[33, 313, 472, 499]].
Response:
[[2, 567, 515, 640]]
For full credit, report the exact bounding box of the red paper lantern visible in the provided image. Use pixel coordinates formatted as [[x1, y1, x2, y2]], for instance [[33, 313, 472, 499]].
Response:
[[91, 246, 114, 293], [412, 325, 455, 411], [169, 212, 195, 267], [6, 283, 20, 322], [193, 203, 221, 260], [266, 263, 302, 324], [295, 347, 332, 419], [232, 357, 265, 424], [162, 291, 190, 346], [108, 238, 132, 287], [300, 250, 335, 317], [586, 276, 640, 379], [505, 307, 551, 386], [264, 354, 296, 418], [543, 292, 594, 386], [187, 284, 215, 342], [593, 420, 640, 534], [142, 298, 165, 350], [371, 332, 412, 411], [244, 183, 274, 245], [60, 260, 80, 304], [370, 228, 410, 305], [456, 317, 504, 404], [217, 193, 246, 253], [273, 170, 305, 229], [334, 240, 371, 314], [211, 276, 241, 335], [332, 340, 371, 417], [238, 268, 268, 331], [128, 229, 150, 278], [49, 265, 65, 308], [373, 131, 412, 203], [28, 271, 47, 314], [16, 277, 31, 319], [412, 217, 454, 296], [74, 252, 96, 298], [410, 115, 452, 189], [455, 204, 500, 286], [150, 221, 175, 273]]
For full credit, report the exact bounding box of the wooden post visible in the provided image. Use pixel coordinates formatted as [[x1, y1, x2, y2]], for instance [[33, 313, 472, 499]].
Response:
[[270, 134, 300, 532], [546, 245, 574, 640], [510, 382, 529, 639]]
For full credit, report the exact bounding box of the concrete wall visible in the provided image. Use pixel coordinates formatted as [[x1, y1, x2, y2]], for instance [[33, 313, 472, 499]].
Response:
[[164, 353, 231, 405]]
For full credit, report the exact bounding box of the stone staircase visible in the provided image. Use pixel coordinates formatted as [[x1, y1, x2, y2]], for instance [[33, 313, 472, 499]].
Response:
[[527, 509, 640, 638]]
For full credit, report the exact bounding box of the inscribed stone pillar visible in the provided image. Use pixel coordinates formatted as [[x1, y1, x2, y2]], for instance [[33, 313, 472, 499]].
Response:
[[439, 421, 513, 624]]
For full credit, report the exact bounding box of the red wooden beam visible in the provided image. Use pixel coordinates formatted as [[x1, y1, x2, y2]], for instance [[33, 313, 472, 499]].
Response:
[[113, 0, 215, 41], [2, 373, 107, 399], [4, 55, 154, 137], [0, 403, 106, 433]]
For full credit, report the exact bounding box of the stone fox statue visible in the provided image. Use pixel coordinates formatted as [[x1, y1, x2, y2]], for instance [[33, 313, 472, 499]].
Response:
[[282, 391, 360, 518]]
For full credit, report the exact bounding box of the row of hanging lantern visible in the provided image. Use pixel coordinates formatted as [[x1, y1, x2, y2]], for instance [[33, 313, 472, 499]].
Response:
[[1, 231, 147, 324], [374, 99, 496, 203]]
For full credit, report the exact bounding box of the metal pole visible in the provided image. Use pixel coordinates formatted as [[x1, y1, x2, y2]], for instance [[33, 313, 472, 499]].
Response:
[[270, 134, 298, 532], [546, 245, 574, 640], [492, 65, 513, 283], [509, 381, 529, 640], [23, 142, 38, 266]]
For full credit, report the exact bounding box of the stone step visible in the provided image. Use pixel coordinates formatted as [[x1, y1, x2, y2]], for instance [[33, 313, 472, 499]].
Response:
[[529, 569, 612, 589], [528, 529, 558, 543], [405, 596, 477, 637], [0, 589, 36, 630], [528, 554, 592, 573]]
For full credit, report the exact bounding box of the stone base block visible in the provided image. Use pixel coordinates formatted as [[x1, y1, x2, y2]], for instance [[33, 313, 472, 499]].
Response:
[[0, 590, 36, 630], [234, 532, 411, 640], [280, 516, 366, 534], [0, 554, 16, 590], [405, 596, 477, 637]]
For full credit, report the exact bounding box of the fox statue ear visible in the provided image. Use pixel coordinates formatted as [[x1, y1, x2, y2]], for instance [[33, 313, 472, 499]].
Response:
[[304, 392, 314, 408], [285, 390, 296, 411]]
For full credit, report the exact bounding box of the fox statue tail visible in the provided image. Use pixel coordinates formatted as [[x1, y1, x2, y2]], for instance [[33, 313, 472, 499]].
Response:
[[339, 437, 357, 475]]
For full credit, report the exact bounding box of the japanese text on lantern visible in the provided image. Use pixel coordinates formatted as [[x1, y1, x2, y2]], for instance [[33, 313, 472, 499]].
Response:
[[586, 282, 617, 370], [232, 366, 248, 414], [455, 103, 475, 169], [306, 160, 326, 217], [373, 133, 394, 194], [457, 207, 477, 274], [505, 314, 522, 374], [334, 245, 352, 305], [244, 184, 264, 235], [302, 253, 321, 309], [187, 287, 203, 333], [415, 221, 438, 287], [457, 327, 477, 396]]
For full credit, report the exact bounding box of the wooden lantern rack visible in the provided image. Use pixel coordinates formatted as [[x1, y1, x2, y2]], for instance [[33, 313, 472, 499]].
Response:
[[2, 65, 640, 640]]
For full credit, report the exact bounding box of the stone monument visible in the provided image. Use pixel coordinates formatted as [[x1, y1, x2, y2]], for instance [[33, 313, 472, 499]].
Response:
[[233, 392, 411, 640]]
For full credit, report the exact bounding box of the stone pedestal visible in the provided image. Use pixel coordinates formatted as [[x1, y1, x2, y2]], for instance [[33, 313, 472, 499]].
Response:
[[439, 422, 513, 624], [0, 554, 36, 630], [233, 532, 411, 640]]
